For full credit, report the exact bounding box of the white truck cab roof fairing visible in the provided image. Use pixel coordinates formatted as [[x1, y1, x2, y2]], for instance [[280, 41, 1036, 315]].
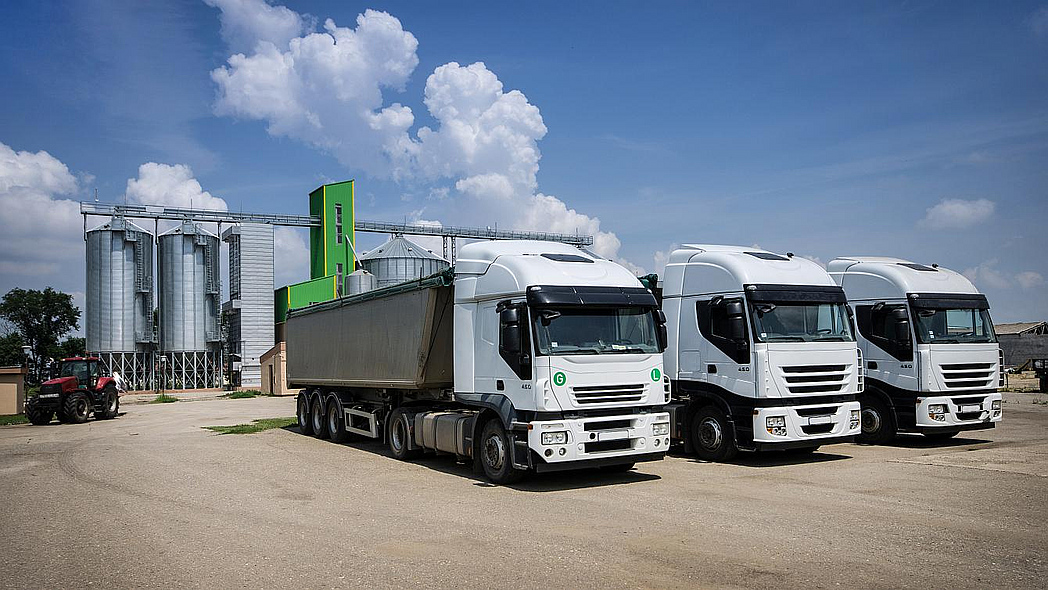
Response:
[[663, 244, 837, 297], [827, 256, 981, 301], [454, 240, 644, 302]]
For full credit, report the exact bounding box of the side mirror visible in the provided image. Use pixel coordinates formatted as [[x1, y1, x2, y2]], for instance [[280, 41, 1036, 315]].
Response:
[[725, 301, 745, 318], [500, 307, 520, 325], [728, 315, 748, 344], [500, 306, 523, 356], [894, 318, 911, 345], [654, 310, 668, 352]]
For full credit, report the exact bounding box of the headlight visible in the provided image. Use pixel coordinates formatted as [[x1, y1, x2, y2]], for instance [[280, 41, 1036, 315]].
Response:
[[541, 431, 568, 445], [766, 416, 787, 436], [928, 404, 946, 414], [991, 400, 1001, 410], [653, 422, 670, 436], [1035, 360, 1045, 369], [849, 409, 860, 429]]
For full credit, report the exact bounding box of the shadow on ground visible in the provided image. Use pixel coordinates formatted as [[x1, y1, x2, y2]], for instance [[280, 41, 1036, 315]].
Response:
[[282, 425, 662, 491], [885, 433, 992, 449]]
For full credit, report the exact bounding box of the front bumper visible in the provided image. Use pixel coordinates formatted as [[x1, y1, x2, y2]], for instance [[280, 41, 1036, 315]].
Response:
[[527, 411, 671, 467], [752, 401, 861, 446], [915, 393, 1002, 428], [27, 394, 62, 410]]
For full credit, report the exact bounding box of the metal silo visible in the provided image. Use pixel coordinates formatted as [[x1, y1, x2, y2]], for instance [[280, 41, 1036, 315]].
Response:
[[359, 235, 449, 289], [346, 269, 376, 295], [158, 221, 221, 389], [85, 216, 154, 390]]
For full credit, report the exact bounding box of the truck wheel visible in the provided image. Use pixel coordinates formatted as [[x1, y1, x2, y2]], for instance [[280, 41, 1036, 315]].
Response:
[[99, 386, 119, 419], [297, 393, 314, 436], [479, 419, 525, 485], [689, 406, 738, 462], [25, 399, 53, 425], [857, 397, 895, 445], [63, 393, 91, 424], [310, 394, 329, 439], [388, 409, 421, 460], [327, 401, 348, 443], [924, 430, 959, 441]]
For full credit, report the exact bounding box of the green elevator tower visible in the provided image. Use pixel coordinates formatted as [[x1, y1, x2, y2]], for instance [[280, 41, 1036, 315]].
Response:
[[275, 180, 356, 325]]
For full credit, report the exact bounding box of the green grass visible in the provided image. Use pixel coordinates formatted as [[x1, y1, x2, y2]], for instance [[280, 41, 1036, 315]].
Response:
[[203, 417, 297, 435], [0, 414, 29, 426], [25, 386, 40, 398], [220, 389, 265, 399], [150, 393, 179, 404]]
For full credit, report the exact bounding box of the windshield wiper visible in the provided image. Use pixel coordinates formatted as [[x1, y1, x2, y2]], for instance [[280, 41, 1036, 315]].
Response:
[[814, 336, 847, 341], [552, 347, 600, 355], [930, 339, 960, 343], [766, 336, 806, 342]]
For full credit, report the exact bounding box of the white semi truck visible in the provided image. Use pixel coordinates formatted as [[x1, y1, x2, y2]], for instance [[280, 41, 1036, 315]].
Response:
[[286, 241, 671, 484], [657, 245, 862, 461], [828, 257, 1003, 442]]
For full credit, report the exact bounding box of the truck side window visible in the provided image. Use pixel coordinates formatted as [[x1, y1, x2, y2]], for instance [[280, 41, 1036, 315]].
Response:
[[696, 300, 750, 365], [856, 304, 913, 361]]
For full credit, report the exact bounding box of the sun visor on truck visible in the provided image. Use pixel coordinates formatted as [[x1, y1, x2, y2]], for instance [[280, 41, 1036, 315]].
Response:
[[526, 285, 658, 308], [744, 284, 848, 304], [907, 293, 989, 309]]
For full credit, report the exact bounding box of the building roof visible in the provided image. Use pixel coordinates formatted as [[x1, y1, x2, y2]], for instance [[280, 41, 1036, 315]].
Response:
[[995, 321, 1048, 335], [359, 235, 446, 262]]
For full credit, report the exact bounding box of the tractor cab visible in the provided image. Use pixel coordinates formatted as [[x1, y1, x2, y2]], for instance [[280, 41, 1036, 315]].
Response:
[[25, 357, 120, 425], [58, 358, 101, 389]]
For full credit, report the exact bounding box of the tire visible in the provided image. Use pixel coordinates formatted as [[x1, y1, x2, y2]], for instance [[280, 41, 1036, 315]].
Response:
[[479, 419, 526, 484], [601, 462, 636, 473], [924, 430, 959, 441], [25, 399, 53, 426], [98, 386, 119, 419], [857, 397, 895, 444], [297, 393, 314, 436], [327, 399, 348, 443], [689, 406, 738, 462], [310, 394, 329, 439], [387, 408, 421, 460], [63, 392, 91, 424]]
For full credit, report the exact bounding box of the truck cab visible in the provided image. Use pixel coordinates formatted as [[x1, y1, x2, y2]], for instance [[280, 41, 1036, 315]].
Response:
[[828, 257, 1003, 442], [661, 245, 862, 461], [454, 241, 671, 475]]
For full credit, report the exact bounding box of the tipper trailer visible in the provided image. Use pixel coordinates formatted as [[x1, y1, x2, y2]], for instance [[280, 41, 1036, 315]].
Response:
[[286, 240, 671, 484], [828, 257, 1003, 443], [655, 245, 862, 461]]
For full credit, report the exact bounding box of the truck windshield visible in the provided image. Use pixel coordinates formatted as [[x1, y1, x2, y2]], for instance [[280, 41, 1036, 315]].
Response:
[[750, 302, 854, 343], [913, 308, 997, 344], [532, 307, 660, 355]]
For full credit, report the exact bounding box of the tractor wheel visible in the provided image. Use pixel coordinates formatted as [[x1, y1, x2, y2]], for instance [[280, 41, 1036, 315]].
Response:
[[63, 392, 91, 424], [98, 386, 119, 419], [25, 398, 53, 426]]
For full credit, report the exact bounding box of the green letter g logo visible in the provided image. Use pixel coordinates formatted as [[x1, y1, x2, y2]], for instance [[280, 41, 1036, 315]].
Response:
[[553, 372, 566, 387]]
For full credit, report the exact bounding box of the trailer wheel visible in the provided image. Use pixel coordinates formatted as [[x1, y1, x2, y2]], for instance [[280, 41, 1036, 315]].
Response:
[[296, 393, 314, 435], [310, 394, 329, 439], [327, 400, 348, 444], [479, 419, 525, 485], [63, 392, 91, 424], [689, 406, 738, 462], [923, 430, 959, 441], [98, 386, 119, 419], [388, 409, 421, 460], [25, 398, 53, 425], [857, 397, 895, 445]]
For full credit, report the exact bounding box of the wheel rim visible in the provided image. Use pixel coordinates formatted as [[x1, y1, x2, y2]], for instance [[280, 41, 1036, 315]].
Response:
[[312, 400, 324, 432], [328, 404, 339, 435], [697, 417, 723, 451], [76, 398, 88, 418], [298, 398, 308, 427], [861, 407, 881, 435], [108, 394, 117, 413], [391, 417, 406, 452], [484, 433, 506, 471]]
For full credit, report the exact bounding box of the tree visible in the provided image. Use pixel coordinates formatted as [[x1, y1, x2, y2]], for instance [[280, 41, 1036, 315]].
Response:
[[58, 337, 86, 359], [0, 288, 80, 362], [0, 332, 26, 366]]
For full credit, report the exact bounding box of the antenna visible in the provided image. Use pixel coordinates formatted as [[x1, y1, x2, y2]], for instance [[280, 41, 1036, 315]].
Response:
[[94, 188, 99, 202]]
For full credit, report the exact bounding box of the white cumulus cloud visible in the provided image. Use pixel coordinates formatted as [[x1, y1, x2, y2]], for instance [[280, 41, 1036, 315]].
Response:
[[125, 162, 228, 210], [962, 259, 1012, 290], [204, 0, 308, 54], [206, 2, 631, 266], [920, 198, 995, 229], [1016, 271, 1045, 289], [0, 141, 84, 279]]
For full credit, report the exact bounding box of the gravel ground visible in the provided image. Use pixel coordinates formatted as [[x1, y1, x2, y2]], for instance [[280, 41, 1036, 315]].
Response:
[[1, 392, 1045, 589]]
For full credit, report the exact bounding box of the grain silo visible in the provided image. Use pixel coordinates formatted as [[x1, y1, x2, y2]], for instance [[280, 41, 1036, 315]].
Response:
[[85, 216, 155, 390], [359, 235, 449, 289], [158, 221, 221, 389], [346, 269, 376, 295]]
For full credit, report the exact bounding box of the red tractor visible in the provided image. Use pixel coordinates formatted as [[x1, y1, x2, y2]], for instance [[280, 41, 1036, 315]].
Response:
[[24, 357, 121, 425]]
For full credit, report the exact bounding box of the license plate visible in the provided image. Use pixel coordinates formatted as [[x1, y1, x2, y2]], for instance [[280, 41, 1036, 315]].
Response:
[[597, 430, 629, 442], [38, 393, 59, 399], [808, 415, 833, 426], [960, 404, 980, 413]]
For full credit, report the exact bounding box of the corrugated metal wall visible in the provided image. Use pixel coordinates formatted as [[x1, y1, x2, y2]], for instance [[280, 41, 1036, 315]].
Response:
[[223, 223, 274, 388]]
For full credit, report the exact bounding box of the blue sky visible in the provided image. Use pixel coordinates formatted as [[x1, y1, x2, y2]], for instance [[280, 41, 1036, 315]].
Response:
[[0, 0, 1046, 323]]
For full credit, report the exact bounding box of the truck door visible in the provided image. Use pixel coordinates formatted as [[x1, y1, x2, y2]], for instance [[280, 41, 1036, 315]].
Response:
[[696, 298, 755, 397], [855, 303, 918, 394]]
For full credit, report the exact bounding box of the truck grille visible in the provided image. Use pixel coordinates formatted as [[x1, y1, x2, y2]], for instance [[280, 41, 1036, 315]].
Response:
[[570, 383, 645, 405], [780, 365, 849, 394], [939, 363, 995, 389]]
